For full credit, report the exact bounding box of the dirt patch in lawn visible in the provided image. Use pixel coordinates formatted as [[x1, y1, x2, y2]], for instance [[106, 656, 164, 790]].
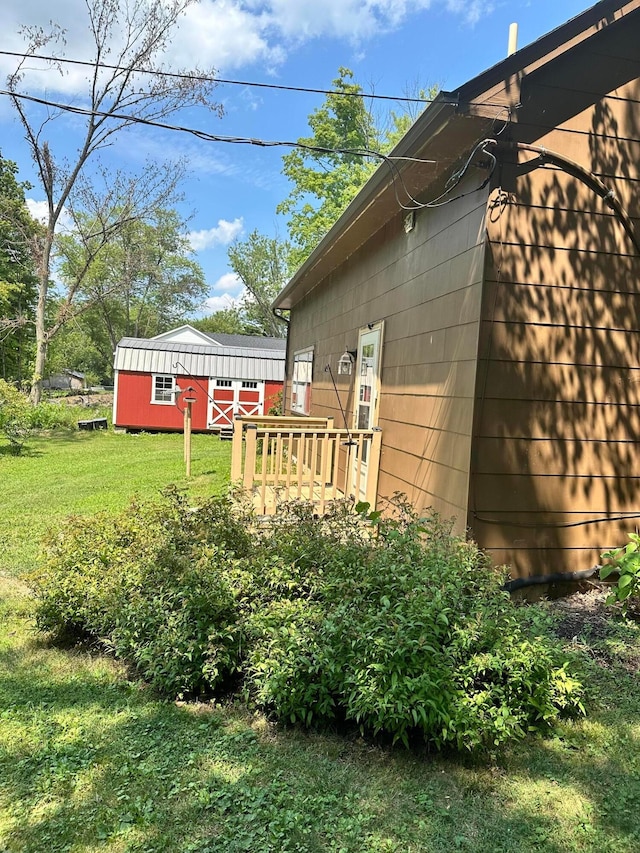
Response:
[[53, 393, 114, 407], [542, 584, 640, 674]]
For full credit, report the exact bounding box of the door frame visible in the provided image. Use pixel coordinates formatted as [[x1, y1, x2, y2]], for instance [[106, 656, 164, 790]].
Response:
[[351, 321, 384, 498], [207, 378, 265, 428]]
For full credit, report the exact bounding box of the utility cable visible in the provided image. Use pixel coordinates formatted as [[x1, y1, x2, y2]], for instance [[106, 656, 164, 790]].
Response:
[[0, 48, 505, 109]]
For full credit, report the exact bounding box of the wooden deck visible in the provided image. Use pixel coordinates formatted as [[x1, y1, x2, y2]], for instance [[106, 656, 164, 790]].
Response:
[[230, 415, 382, 515]]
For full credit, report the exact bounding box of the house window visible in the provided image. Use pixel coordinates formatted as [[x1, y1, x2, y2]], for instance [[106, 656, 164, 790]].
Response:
[[152, 374, 175, 404], [291, 347, 313, 415], [242, 380, 258, 389]]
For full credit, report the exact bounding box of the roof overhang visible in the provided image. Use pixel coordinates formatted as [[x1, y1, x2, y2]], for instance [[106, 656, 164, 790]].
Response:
[[273, 0, 640, 311]]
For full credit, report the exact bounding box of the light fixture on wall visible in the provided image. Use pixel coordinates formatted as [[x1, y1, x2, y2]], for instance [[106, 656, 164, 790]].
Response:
[[338, 349, 357, 375]]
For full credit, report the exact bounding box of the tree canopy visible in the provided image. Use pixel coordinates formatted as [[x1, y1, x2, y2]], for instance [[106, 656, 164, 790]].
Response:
[[277, 69, 436, 269], [0, 153, 40, 384], [277, 68, 381, 269], [52, 207, 207, 381], [7, 0, 222, 402]]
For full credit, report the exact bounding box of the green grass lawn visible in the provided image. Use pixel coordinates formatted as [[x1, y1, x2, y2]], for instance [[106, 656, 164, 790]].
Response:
[[0, 428, 231, 577], [1, 425, 640, 852]]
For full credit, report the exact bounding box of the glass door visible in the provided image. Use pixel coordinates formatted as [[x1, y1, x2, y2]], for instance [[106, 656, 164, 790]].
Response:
[[351, 322, 383, 499]]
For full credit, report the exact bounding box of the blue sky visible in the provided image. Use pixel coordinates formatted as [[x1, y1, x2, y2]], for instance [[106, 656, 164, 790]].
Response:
[[1, 0, 591, 316]]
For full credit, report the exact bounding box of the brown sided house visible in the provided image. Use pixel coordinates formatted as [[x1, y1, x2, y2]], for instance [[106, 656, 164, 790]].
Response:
[[273, 0, 640, 579]]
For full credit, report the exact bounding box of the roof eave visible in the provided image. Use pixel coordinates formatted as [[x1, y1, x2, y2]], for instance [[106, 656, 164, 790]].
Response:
[[273, 96, 456, 311]]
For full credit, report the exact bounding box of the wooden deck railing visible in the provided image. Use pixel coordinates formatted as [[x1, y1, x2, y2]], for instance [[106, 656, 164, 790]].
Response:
[[231, 416, 382, 515]]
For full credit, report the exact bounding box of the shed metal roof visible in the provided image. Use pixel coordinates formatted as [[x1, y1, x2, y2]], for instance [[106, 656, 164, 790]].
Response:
[[114, 337, 286, 382]]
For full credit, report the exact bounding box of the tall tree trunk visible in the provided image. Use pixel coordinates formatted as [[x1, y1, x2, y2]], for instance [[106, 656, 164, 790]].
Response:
[[29, 231, 53, 405]]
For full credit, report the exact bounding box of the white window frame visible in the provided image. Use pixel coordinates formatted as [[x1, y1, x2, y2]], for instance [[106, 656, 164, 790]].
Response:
[[151, 374, 176, 405], [291, 347, 314, 415]]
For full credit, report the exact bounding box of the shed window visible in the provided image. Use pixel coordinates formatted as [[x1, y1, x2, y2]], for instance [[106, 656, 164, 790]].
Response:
[[152, 374, 175, 404], [242, 380, 258, 389], [291, 348, 313, 415], [216, 379, 232, 387]]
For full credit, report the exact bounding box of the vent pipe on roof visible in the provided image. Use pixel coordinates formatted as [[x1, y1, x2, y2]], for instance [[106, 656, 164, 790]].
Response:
[[507, 22, 518, 56]]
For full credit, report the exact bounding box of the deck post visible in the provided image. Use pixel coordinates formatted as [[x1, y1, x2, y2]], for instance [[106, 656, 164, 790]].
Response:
[[364, 427, 382, 510], [231, 416, 244, 482], [243, 424, 257, 491]]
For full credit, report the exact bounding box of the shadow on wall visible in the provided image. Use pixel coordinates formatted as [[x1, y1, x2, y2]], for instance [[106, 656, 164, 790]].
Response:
[[471, 58, 640, 576]]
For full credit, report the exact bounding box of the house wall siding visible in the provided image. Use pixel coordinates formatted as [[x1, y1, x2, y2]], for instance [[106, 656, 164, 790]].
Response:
[[286, 190, 488, 533], [472, 27, 640, 575]]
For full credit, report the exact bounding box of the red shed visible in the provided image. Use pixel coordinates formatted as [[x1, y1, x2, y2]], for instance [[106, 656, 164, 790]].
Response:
[[112, 325, 286, 433]]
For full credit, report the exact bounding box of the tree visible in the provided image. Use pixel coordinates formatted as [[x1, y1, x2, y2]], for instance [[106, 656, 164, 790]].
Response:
[[191, 308, 254, 336], [0, 153, 40, 384], [7, 0, 222, 402], [278, 69, 436, 268], [277, 68, 380, 268], [227, 231, 291, 338], [55, 206, 207, 379]]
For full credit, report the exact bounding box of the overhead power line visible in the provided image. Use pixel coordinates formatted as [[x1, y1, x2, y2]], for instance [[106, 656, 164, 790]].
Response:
[[0, 49, 436, 105], [0, 88, 437, 164], [0, 88, 497, 212]]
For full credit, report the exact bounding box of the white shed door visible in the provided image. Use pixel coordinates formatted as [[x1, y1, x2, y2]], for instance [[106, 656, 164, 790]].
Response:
[[208, 379, 265, 427]]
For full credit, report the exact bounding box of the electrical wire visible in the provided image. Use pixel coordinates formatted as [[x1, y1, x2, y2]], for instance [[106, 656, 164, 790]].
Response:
[[0, 48, 507, 109], [0, 88, 432, 165], [1, 87, 473, 211]]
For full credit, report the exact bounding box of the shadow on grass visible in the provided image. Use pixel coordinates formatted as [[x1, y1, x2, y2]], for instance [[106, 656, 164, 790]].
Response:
[[2, 570, 639, 853], [0, 444, 43, 458], [2, 614, 640, 853]]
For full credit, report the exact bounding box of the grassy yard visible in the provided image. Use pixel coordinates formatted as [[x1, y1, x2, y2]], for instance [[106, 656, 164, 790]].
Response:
[[1, 425, 640, 852], [0, 428, 231, 577]]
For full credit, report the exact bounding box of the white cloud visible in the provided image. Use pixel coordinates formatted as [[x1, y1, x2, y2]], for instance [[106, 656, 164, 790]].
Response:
[[212, 272, 244, 292], [187, 217, 244, 251], [1, 0, 494, 94], [26, 198, 74, 232], [202, 290, 246, 313]]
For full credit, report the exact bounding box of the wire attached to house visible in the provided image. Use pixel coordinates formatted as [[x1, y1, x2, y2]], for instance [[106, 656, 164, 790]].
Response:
[[501, 141, 640, 256], [385, 138, 498, 212], [0, 48, 508, 109], [0, 87, 498, 213]]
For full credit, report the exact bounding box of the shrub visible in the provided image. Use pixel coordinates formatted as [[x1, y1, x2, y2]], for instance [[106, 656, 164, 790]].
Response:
[[243, 499, 584, 750], [601, 534, 640, 612], [29, 488, 254, 696], [0, 379, 31, 453], [29, 490, 584, 749]]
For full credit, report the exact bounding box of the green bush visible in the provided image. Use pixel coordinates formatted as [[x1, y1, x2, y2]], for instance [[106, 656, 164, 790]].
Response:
[[601, 533, 640, 612], [30, 488, 254, 696], [0, 379, 31, 452], [29, 490, 584, 749], [244, 500, 584, 749], [28, 400, 111, 430]]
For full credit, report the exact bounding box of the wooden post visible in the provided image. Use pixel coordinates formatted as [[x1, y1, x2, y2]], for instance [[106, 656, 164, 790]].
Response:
[[231, 416, 244, 482], [244, 425, 258, 492], [184, 398, 195, 477], [183, 406, 188, 464], [182, 393, 197, 478]]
